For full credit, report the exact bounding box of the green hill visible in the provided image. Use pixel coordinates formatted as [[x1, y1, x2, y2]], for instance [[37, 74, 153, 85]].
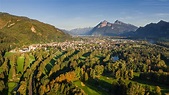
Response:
[[0, 12, 69, 46]]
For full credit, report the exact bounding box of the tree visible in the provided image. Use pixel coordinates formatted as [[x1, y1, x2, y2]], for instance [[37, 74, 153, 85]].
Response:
[[127, 82, 145, 95], [65, 71, 76, 82], [84, 72, 88, 81], [157, 60, 167, 68], [94, 65, 104, 76], [115, 70, 121, 79], [80, 68, 84, 80], [70, 60, 77, 69], [124, 70, 128, 79], [0, 80, 5, 91], [23, 54, 30, 71], [90, 69, 96, 79], [145, 59, 151, 65], [60, 83, 65, 93], [74, 67, 81, 79], [154, 86, 161, 95], [107, 63, 112, 72], [128, 70, 134, 79], [17, 81, 27, 95], [38, 85, 46, 95], [49, 64, 60, 76], [103, 54, 110, 63]]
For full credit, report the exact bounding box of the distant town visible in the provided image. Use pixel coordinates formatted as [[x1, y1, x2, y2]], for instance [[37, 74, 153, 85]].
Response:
[[10, 37, 144, 53]]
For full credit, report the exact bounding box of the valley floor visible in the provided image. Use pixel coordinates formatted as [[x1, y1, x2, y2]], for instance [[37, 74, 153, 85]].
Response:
[[0, 37, 169, 95]]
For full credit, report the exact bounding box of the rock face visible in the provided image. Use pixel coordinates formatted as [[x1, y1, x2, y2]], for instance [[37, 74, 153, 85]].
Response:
[[31, 26, 36, 33], [89, 20, 138, 36]]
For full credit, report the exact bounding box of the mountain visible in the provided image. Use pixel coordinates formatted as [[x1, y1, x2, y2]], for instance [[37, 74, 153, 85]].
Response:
[[89, 20, 138, 36], [129, 20, 169, 40], [69, 27, 93, 35], [0, 12, 69, 46]]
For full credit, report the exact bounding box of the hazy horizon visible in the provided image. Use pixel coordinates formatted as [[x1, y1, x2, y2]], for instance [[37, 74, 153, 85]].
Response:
[[0, 0, 169, 30]]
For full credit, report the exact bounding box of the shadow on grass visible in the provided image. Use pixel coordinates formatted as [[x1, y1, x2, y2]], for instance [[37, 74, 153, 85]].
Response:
[[132, 78, 169, 94], [84, 78, 112, 95]]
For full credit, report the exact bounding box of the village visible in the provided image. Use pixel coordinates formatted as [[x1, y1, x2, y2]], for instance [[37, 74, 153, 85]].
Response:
[[10, 37, 142, 53]]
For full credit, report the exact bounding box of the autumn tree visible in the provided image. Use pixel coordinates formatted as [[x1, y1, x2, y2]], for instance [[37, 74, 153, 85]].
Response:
[[127, 82, 145, 95], [17, 81, 27, 95], [154, 86, 161, 95], [90, 69, 96, 79], [84, 72, 88, 81], [94, 65, 104, 76]]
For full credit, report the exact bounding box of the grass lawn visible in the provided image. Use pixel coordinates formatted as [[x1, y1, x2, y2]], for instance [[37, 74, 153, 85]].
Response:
[[133, 72, 140, 77], [100, 74, 169, 95], [131, 79, 169, 94], [29, 54, 35, 63], [4, 52, 15, 57], [8, 82, 17, 95], [86, 80, 109, 95], [8, 67, 13, 79], [73, 80, 101, 95], [130, 72, 169, 94], [17, 56, 25, 73], [99, 75, 117, 84], [8, 82, 17, 88]]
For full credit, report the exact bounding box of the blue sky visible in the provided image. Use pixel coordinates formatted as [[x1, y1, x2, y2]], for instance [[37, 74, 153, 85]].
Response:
[[0, 0, 169, 30]]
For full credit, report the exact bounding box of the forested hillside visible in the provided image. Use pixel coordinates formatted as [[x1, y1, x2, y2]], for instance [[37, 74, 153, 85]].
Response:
[[0, 12, 69, 52]]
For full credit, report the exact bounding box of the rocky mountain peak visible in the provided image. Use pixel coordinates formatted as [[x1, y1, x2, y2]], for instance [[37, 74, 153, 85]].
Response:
[[91, 20, 138, 36], [100, 20, 108, 27], [157, 20, 167, 25], [102, 20, 108, 23], [114, 20, 125, 25]]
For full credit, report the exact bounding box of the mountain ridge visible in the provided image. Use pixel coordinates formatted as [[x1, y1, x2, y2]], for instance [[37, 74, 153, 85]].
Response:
[[69, 27, 93, 35], [134, 20, 169, 38], [121, 20, 169, 41], [89, 20, 138, 36]]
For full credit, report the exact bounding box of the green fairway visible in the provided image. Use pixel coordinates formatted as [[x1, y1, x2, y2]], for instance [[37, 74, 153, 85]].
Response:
[[4, 52, 15, 57], [29, 54, 35, 63], [8, 82, 17, 88], [131, 79, 169, 94], [8, 82, 17, 95], [17, 56, 25, 73], [100, 75, 169, 95], [73, 80, 101, 95], [99, 75, 117, 84]]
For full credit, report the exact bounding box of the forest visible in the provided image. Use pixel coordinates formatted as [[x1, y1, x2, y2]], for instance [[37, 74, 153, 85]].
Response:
[[0, 37, 169, 95]]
